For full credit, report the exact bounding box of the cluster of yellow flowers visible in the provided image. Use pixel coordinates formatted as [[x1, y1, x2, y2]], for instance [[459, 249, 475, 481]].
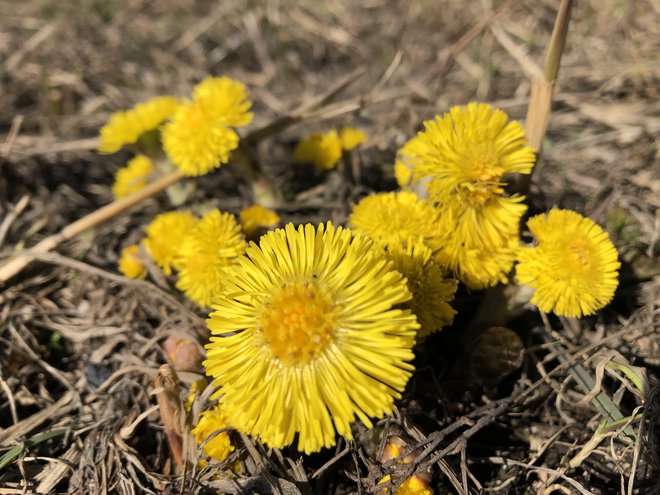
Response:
[[106, 81, 621, 464], [118, 204, 280, 307], [100, 77, 253, 200]]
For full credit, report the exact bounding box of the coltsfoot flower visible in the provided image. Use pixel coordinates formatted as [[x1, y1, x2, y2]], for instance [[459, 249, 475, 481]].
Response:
[[99, 96, 180, 154], [349, 191, 440, 250], [192, 404, 234, 462], [162, 77, 253, 176], [239, 204, 280, 238], [112, 154, 154, 199], [143, 211, 198, 275], [204, 223, 418, 454], [293, 130, 343, 171], [516, 209, 620, 317], [175, 210, 246, 307], [339, 127, 367, 150], [409, 102, 535, 249], [386, 242, 457, 339], [118, 244, 147, 279]]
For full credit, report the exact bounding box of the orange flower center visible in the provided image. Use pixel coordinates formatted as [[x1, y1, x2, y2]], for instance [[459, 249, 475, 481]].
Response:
[[260, 280, 336, 366]]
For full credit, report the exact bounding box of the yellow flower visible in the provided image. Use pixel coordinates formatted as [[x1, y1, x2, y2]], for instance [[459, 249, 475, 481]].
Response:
[[431, 230, 519, 290], [204, 223, 418, 454], [112, 154, 154, 200], [192, 404, 234, 462], [293, 130, 343, 170], [377, 475, 433, 495], [386, 242, 457, 339], [175, 210, 246, 307], [339, 127, 367, 150], [99, 96, 180, 154], [349, 191, 440, 249], [118, 244, 147, 279], [143, 211, 198, 275], [409, 102, 535, 249], [377, 438, 433, 495], [516, 209, 620, 317], [162, 77, 253, 176], [239, 204, 280, 238]]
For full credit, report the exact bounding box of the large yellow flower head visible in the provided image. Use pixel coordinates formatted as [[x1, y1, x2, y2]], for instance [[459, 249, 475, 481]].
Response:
[[143, 211, 198, 275], [175, 210, 246, 307], [191, 404, 234, 462], [162, 77, 253, 176], [409, 102, 535, 248], [293, 130, 343, 171], [99, 96, 181, 154], [386, 241, 457, 339], [349, 191, 440, 249], [112, 154, 154, 200], [204, 223, 418, 454], [118, 244, 147, 280], [516, 209, 620, 317]]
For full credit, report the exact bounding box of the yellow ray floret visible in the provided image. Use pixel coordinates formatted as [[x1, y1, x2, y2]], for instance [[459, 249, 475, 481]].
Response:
[[118, 244, 148, 280], [162, 77, 253, 176], [175, 210, 246, 307], [99, 96, 181, 154], [349, 191, 440, 249], [204, 222, 418, 454], [191, 404, 234, 462], [516, 209, 620, 317], [143, 211, 198, 275], [112, 154, 154, 200], [386, 242, 457, 339], [293, 130, 343, 171], [239, 204, 280, 238]]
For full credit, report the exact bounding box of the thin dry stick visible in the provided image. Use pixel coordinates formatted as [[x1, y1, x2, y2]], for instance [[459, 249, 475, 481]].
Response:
[[518, 0, 573, 193], [0, 170, 184, 284]]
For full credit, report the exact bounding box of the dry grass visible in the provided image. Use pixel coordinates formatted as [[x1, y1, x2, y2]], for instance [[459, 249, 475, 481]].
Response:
[[1, 0, 658, 493]]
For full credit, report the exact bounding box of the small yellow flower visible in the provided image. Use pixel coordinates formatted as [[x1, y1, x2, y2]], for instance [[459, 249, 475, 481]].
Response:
[[175, 210, 246, 307], [112, 154, 154, 200], [377, 438, 433, 495], [192, 404, 234, 462], [386, 242, 457, 339], [431, 230, 519, 290], [409, 102, 535, 249], [516, 209, 620, 317], [239, 204, 280, 238], [118, 244, 147, 279], [99, 96, 180, 154], [349, 191, 440, 249], [377, 474, 433, 495], [162, 77, 253, 176], [339, 127, 367, 150], [204, 223, 418, 454], [293, 130, 343, 170], [143, 211, 198, 275]]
